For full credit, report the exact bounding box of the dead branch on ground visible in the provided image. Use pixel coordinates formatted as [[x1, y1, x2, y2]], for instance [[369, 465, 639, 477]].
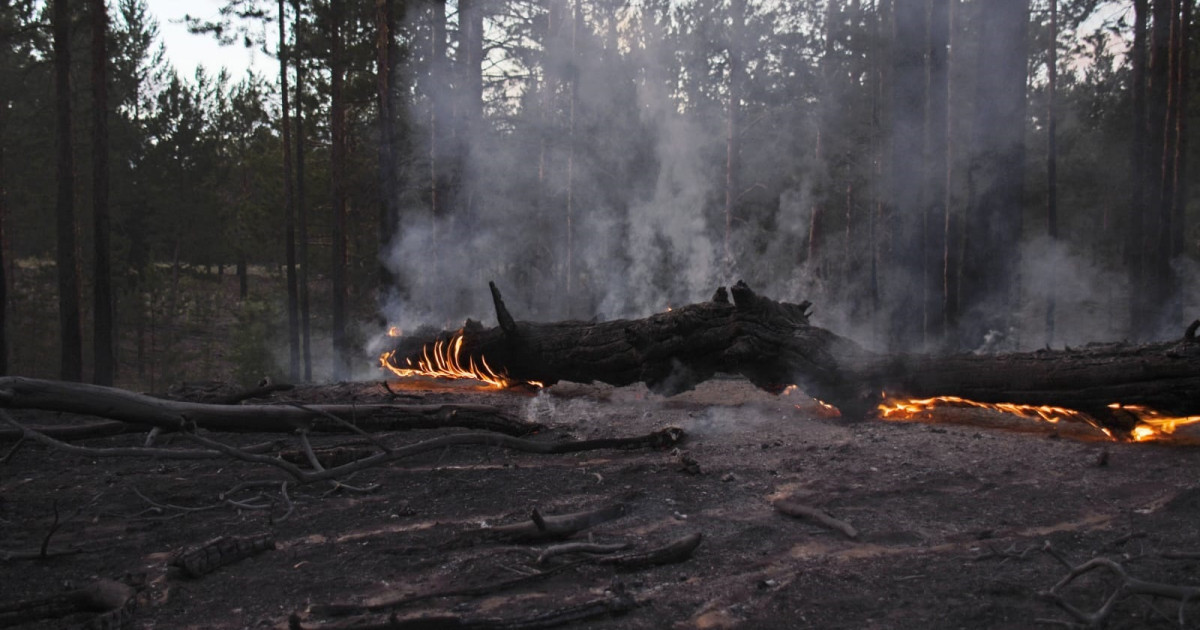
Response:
[[595, 532, 703, 569], [465, 504, 628, 544], [0, 578, 135, 628], [1041, 556, 1200, 627], [170, 533, 277, 578], [0, 376, 538, 436], [773, 498, 859, 539], [297, 590, 637, 630]]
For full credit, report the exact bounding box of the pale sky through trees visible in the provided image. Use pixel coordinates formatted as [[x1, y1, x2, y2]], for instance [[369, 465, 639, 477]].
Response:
[[143, 0, 267, 78]]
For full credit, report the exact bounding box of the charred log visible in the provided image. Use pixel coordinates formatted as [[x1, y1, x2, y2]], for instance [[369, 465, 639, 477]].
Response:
[[386, 282, 1200, 436]]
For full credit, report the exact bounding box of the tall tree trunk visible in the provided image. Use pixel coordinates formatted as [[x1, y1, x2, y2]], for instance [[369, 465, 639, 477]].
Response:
[[724, 0, 745, 278], [960, 0, 1029, 348], [91, 0, 113, 385], [0, 95, 7, 376], [376, 0, 400, 304], [943, 0, 963, 332], [53, 0, 82, 382], [1128, 0, 1149, 337], [1170, 0, 1191, 305], [563, 0, 580, 316], [887, 0, 927, 351], [1140, 0, 1174, 337], [925, 0, 950, 345], [280, 0, 300, 381], [1045, 0, 1059, 345], [292, 0, 312, 381], [457, 0, 483, 233], [330, 0, 349, 380]]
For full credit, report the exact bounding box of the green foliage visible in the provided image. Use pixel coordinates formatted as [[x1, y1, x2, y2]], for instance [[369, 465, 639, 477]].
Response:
[[230, 297, 283, 387]]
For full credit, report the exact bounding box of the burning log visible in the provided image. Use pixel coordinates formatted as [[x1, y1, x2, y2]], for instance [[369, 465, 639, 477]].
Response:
[[383, 282, 1200, 440]]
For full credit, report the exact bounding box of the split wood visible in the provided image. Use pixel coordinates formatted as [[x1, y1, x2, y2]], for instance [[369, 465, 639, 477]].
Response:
[[1041, 556, 1200, 627], [773, 498, 859, 539]]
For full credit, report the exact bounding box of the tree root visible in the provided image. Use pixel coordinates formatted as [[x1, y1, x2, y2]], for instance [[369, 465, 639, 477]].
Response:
[[772, 498, 859, 539], [170, 533, 277, 578], [1041, 556, 1200, 627]]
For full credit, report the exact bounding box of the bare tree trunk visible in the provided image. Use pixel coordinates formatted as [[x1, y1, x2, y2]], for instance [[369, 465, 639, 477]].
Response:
[[1170, 0, 1190, 322], [53, 0, 82, 382], [925, 0, 950, 346], [92, 0, 113, 385], [376, 0, 401, 304], [0, 93, 7, 376], [564, 0, 581, 316], [724, 0, 745, 278], [429, 0, 448, 297], [280, 0, 300, 382], [292, 0, 312, 381], [1128, 0, 1149, 336], [330, 0, 349, 380], [1046, 0, 1059, 346], [457, 0, 483, 234], [1140, 0, 1174, 337], [888, 0, 926, 351], [960, 0, 1029, 347]]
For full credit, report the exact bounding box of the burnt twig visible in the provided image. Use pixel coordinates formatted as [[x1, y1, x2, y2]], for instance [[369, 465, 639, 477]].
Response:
[[1041, 556, 1200, 627], [469, 503, 627, 544], [170, 533, 277, 578], [773, 498, 859, 539], [596, 532, 703, 569], [301, 591, 636, 630], [535, 541, 630, 565]]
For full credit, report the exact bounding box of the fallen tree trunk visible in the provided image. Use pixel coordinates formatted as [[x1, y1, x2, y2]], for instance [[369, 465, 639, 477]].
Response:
[[385, 282, 1200, 435], [0, 377, 538, 436]]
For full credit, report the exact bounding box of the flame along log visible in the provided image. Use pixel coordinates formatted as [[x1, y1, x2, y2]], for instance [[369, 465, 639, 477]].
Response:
[[384, 282, 1200, 440]]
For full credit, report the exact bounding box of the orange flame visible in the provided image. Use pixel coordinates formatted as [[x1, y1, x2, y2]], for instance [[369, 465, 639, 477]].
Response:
[[1108, 403, 1200, 442], [380, 331, 521, 389], [877, 394, 1115, 440]]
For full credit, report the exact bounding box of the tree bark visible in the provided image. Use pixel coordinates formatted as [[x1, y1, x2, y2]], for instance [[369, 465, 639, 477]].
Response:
[[1045, 0, 1059, 346], [724, 0, 745, 277], [92, 0, 113, 386], [54, 0, 82, 382], [376, 0, 401, 302], [385, 282, 1200, 436], [280, 0, 300, 382], [1129, 0, 1149, 337], [960, 0, 1029, 347], [330, 0, 349, 380], [292, 0, 312, 382]]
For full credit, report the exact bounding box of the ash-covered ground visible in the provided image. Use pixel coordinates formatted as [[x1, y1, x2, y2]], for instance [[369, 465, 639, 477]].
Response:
[[3, 377, 1200, 629]]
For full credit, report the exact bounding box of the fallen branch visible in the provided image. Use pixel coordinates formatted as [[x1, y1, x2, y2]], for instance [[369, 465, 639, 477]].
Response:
[[535, 541, 630, 565], [170, 533, 277, 578], [1041, 556, 1200, 627], [0, 376, 538, 435], [471, 504, 628, 544], [773, 498, 859, 539], [596, 532, 703, 569], [311, 561, 583, 617], [5, 410, 683, 487], [0, 578, 134, 628], [298, 591, 637, 630]]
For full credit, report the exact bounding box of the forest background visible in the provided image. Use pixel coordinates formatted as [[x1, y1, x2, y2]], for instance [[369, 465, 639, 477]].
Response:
[[0, 0, 1193, 390]]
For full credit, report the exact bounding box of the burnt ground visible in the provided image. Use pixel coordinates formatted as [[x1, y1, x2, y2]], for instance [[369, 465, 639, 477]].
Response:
[[3, 377, 1200, 629]]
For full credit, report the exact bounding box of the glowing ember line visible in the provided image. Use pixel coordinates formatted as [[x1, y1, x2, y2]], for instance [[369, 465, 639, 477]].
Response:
[[877, 395, 1115, 439], [1108, 403, 1200, 442]]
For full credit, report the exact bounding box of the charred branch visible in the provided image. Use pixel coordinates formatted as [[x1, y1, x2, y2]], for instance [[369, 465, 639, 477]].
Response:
[[0, 377, 538, 436], [170, 534, 277, 578]]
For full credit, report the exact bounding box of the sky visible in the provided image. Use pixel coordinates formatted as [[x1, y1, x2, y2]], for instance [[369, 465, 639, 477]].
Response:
[[143, 0, 268, 79]]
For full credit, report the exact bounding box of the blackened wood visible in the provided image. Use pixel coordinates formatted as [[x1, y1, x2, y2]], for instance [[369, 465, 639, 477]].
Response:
[[386, 283, 1200, 435]]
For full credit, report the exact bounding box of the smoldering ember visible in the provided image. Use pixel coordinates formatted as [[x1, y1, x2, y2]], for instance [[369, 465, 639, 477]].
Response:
[[6, 0, 1200, 629]]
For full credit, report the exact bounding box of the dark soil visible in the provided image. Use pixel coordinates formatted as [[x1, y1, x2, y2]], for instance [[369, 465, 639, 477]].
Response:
[[3, 377, 1200, 629]]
